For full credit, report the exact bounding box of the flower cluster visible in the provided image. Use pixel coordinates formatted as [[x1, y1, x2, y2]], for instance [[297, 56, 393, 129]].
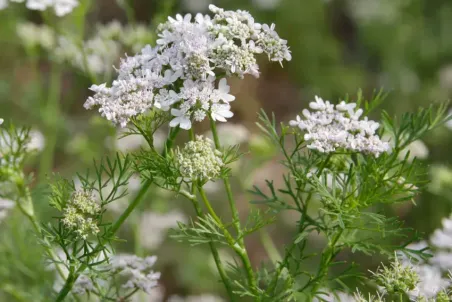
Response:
[[395, 214, 452, 300], [71, 275, 95, 295], [0, 0, 79, 16], [111, 254, 161, 294], [177, 135, 223, 181], [372, 257, 419, 295], [85, 5, 291, 129], [139, 210, 187, 250], [61, 190, 101, 240], [290, 96, 391, 156]]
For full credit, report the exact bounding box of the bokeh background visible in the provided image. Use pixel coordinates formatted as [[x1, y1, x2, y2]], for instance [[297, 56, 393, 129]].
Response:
[[1, 0, 452, 300]]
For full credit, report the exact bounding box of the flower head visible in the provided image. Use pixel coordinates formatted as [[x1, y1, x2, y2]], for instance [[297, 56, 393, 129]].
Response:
[[177, 135, 223, 181], [372, 257, 419, 295], [85, 6, 290, 129], [61, 190, 101, 240], [290, 96, 390, 157], [1, 0, 79, 16], [111, 254, 161, 294]]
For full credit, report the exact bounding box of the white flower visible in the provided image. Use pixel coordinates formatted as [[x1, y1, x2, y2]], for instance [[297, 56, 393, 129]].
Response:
[[399, 140, 429, 161], [210, 103, 233, 122], [27, 129, 45, 152], [85, 6, 290, 129], [430, 216, 452, 249], [111, 254, 161, 295], [446, 109, 452, 130], [408, 265, 450, 299], [113, 128, 147, 153], [170, 108, 192, 130], [139, 210, 187, 250], [204, 123, 250, 146], [1, 0, 79, 15], [289, 96, 390, 157], [53, 0, 78, 16], [252, 0, 281, 10], [0, 198, 15, 224]]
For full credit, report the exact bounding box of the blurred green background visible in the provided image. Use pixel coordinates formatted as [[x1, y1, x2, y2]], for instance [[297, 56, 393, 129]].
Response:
[[1, 0, 452, 300]]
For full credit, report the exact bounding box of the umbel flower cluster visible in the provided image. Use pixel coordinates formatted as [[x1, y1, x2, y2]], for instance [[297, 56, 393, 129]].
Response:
[[84, 5, 291, 129], [61, 190, 100, 240], [177, 135, 223, 181], [110, 254, 161, 294], [290, 96, 391, 156], [0, 0, 79, 16]]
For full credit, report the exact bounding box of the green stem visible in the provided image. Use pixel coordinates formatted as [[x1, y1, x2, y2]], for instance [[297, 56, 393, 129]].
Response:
[[208, 118, 259, 299], [184, 168, 235, 300], [15, 181, 66, 279], [39, 64, 62, 181], [259, 230, 281, 264], [209, 118, 242, 237], [198, 186, 259, 298], [55, 272, 76, 302], [310, 230, 343, 295], [55, 127, 180, 301]]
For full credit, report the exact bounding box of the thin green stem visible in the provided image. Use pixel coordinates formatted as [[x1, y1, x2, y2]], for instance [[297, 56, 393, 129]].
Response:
[[209, 118, 242, 236], [14, 181, 66, 279], [183, 169, 235, 300], [259, 230, 281, 265], [55, 127, 180, 301], [39, 64, 62, 181], [309, 230, 343, 295], [198, 186, 259, 298]]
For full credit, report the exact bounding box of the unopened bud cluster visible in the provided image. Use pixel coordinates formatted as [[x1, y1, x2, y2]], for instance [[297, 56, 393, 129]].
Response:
[[62, 190, 101, 240], [373, 258, 419, 295], [177, 136, 223, 181]]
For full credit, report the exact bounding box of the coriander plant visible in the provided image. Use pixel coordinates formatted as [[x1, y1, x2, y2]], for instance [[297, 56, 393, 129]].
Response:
[[1, 2, 451, 302]]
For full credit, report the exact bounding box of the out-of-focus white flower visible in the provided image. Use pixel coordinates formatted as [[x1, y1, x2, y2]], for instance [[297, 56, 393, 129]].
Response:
[[290, 96, 390, 157], [399, 140, 429, 161], [111, 254, 161, 294], [439, 65, 452, 92], [1, 0, 79, 16], [408, 265, 450, 300], [27, 129, 45, 152], [114, 128, 147, 153], [16, 22, 55, 50], [348, 0, 408, 24], [430, 216, 452, 249], [139, 210, 186, 250], [252, 0, 281, 10], [446, 109, 452, 130], [168, 294, 225, 302], [205, 123, 250, 146], [429, 164, 452, 195], [72, 275, 95, 295], [0, 198, 15, 223], [85, 6, 291, 129]]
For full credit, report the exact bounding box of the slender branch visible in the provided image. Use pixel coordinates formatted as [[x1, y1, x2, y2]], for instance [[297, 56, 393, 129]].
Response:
[[198, 186, 259, 298], [55, 127, 180, 301], [39, 63, 62, 181], [209, 118, 242, 236]]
